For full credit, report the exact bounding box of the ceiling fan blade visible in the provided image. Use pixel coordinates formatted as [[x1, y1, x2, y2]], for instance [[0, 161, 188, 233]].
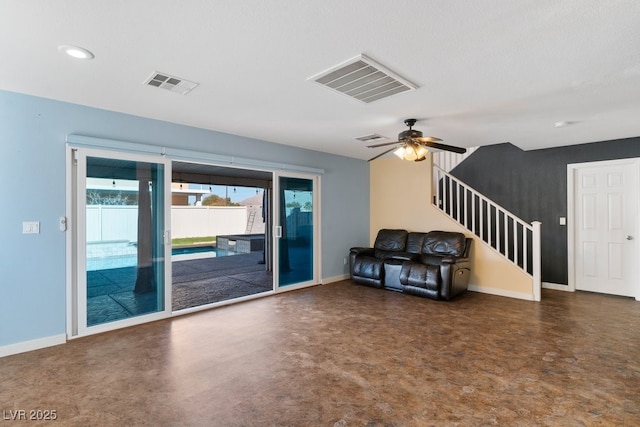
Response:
[[367, 141, 401, 148], [368, 146, 398, 162], [420, 141, 467, 154], [414, 136, 443, 142]]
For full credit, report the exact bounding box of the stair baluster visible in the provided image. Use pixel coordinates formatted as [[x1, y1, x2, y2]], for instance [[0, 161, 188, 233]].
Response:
[[432, 164, 541, 301]]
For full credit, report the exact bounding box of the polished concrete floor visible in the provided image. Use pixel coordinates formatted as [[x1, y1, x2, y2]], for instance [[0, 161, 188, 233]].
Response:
[[2, 282, 639, 426]]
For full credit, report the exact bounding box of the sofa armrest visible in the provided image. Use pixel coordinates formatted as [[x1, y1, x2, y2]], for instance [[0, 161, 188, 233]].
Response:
[[441, 256, 470, 265], [349, 247, 374, 279], [439, 258, 471, 300], [350, 247, 374, 256]]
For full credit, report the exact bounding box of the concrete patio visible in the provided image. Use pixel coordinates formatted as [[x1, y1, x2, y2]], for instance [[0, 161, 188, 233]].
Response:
[[87, 251, 272, 325]]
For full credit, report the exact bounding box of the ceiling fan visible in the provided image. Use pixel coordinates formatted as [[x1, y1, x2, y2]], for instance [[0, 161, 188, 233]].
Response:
[[368, 118, 466, 162]]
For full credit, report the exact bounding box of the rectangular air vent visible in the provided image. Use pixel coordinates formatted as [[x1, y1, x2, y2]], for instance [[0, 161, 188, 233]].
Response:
[[355, 134, 387, 142], [309, 54, 417, 103], [144, 71, 199, 95]]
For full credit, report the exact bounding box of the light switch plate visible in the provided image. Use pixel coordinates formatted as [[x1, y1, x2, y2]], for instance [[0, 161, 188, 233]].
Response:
[[23, 221, 40, 234], [559, 217, 566, 226]]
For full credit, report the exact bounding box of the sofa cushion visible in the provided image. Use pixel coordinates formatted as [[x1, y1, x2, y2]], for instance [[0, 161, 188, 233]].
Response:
[[406, 232, 427, 254], [353, 256, 384, 280], [422, 231, 467, 257], [373, 229, 408, 257], [400, 262, 440, 290]]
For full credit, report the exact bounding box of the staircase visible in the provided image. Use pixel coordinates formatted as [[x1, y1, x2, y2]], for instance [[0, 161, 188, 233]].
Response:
[[432, 162, 541, 301], [432, 147, 478, 173]]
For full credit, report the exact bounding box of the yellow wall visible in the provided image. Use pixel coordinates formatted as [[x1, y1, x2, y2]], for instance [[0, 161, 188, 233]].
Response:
[[370, 156, 534, 300]]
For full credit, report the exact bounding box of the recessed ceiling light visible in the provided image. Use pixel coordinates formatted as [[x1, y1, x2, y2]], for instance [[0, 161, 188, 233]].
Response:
[[58, 45, 94, 60]]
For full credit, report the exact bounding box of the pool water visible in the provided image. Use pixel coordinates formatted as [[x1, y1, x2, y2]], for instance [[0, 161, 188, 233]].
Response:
[[171, 246, 239, 262], [86, 242, 238, 271], [172, 246, 218, 255]]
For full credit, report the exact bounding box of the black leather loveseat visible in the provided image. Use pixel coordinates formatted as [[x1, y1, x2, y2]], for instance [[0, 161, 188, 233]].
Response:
[[349, 229, 472, 301]]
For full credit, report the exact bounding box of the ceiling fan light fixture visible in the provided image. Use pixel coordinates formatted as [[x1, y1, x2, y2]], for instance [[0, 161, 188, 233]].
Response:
[[394, 143, 428, 161], [366, 118, 465, 162], [414, 144, 428, 159], [403, 144, 419, 161]]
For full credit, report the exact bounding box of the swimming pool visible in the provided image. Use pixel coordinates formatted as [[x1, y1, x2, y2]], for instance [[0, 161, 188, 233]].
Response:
[[86, 242, 239, 271], [172, 245, 220, 255], [171, 245, 239, 262]]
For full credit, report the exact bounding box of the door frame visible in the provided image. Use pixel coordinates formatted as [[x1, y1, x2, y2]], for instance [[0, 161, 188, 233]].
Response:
[[66, 146, 173, 338], [65, 134, 326, 337], [169, 159, 277, 314], [567, 158, 640, 300], [273, 171, 321, 292]]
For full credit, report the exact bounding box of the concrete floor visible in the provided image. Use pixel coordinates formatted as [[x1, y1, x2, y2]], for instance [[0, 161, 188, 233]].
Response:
[[87, 252, 271, 325], [1, 282, 639, 426]]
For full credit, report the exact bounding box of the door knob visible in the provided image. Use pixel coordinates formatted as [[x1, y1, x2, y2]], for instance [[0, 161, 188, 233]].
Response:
[[627, 235, 634, 240]]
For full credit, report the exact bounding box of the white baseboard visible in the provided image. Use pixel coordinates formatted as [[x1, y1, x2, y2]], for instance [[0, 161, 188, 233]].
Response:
[[542, 282, 572, 291], [321, 274, 349, 284], [0, 334, 66, 358], [468, 284, 535, 301]]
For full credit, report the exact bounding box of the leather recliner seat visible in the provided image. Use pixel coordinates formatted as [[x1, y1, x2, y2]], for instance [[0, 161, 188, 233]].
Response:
[[349, 229, 409, 288], [350, 229, 472, 300], [399, 231, 471, 300]]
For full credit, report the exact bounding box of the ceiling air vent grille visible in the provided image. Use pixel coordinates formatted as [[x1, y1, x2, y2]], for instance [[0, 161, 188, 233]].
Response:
[[355, 134, 387, 142], [144, 71, 199, 95], [309, 54, 417, 103]]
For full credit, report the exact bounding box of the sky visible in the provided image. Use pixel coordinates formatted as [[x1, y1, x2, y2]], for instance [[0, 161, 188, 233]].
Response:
[[190, 184, 261, 204]]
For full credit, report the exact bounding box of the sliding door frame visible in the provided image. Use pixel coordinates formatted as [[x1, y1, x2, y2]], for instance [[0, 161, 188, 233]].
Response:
[[66, 146, 172, 338], [273, 171, 321, 292], [65, 134, 325, 337]]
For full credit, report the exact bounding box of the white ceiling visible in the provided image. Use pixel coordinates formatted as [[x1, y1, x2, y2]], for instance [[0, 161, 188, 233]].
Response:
[[2, 1, 640, 161]]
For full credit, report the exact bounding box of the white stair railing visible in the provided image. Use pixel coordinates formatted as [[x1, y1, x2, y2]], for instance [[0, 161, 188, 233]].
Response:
[[433, 164, 541, 301], [432, 147, 478, 173]]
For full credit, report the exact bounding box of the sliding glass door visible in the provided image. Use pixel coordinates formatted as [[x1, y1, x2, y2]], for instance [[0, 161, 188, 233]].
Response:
[[274, 173, 318, 289], [70, 148, 171, 337]]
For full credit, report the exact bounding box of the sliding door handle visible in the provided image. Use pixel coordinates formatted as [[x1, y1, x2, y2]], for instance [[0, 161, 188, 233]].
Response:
[[275, 226, 282, 238]]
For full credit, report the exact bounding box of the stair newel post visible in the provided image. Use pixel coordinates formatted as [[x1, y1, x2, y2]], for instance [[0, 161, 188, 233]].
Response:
[[429, 152, 435, 203], [532, 221, 542, 301]]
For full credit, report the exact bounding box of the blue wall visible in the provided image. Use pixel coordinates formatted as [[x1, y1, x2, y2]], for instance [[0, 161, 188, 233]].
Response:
[[0, 90, 370, 348]]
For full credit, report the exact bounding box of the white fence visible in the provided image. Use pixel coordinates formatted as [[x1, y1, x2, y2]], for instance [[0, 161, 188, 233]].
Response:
[[86, 205, 257, 242], [86, 206, 138, 242], [171, 206, 248, 238]]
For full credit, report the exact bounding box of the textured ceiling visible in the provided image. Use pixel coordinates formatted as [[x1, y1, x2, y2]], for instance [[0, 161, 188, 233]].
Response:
[[2, 1, 640, 161]]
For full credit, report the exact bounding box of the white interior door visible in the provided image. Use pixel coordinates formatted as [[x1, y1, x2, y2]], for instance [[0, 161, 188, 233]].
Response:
[[572, 159, 639, 298]]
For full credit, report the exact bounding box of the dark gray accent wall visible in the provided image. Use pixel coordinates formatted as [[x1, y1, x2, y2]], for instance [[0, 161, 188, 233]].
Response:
[[451, 137, 640, 285]]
